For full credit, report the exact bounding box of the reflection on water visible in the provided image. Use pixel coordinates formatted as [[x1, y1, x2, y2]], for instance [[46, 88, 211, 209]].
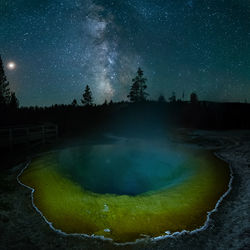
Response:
[[20, 140, 230, 243], [58, 143, 193, 195]]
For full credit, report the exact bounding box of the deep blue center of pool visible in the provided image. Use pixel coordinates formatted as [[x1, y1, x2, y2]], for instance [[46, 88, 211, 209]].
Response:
[[58, 143, 192, 195]]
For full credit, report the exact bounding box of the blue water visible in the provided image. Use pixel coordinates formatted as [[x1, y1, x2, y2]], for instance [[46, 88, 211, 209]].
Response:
[[57, 142, 194, 195]]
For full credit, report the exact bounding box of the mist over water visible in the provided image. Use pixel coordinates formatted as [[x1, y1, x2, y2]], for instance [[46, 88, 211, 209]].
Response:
[[58, 140, 194, 195]]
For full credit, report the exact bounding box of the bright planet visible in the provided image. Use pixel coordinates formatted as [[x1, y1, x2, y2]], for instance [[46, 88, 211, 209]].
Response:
[[7, 62, 16, 70]]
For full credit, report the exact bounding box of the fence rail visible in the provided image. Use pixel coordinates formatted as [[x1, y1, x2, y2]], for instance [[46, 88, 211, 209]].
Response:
[[0, 124, 58, 149]]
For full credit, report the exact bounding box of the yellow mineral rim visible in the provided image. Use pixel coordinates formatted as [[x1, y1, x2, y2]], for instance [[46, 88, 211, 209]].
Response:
[[19, 145, 230, 243]]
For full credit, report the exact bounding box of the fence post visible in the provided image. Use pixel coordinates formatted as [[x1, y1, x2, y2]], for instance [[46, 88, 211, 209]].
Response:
[[9, 129, 13, 150], [1, 124, 58, 150], [55, 125, 58, 138], [26, 128, 30, 146], [42, 126, 45, 144]]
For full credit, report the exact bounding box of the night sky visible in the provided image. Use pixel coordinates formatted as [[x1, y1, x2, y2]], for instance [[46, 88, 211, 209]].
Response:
[[1, 0, 249, 106]]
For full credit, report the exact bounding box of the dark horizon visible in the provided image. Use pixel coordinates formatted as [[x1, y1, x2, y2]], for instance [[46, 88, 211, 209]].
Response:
[[16, 98, 250, 109]]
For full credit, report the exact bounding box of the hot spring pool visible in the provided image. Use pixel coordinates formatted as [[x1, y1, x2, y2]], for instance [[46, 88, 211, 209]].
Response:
[[19, 140, 230, 243]]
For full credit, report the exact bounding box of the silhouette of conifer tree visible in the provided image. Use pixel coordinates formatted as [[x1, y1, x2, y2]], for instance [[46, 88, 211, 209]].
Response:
[[71, 99, 77, 106], [0, 55, 10, 107], [190, 92, 198, 103], [169, 92, 176, 103], [81, 85, 93, 106], [128, 67, 148, 102], [9, 92, 19, 109], [158, 95, 166, 102]]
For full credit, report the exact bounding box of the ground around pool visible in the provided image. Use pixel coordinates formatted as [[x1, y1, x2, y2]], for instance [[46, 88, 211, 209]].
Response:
[[0, 130, 250, 249]]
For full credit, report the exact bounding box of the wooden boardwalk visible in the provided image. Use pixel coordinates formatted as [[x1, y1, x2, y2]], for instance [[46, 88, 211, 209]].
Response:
[[0, 123, 58, 149]]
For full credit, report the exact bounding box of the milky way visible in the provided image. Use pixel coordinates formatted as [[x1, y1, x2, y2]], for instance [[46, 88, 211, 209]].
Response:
[[0, 0, 249, 106]]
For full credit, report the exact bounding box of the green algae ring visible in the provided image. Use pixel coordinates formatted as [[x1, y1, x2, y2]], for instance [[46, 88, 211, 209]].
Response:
[[18, 143, 231, 243]]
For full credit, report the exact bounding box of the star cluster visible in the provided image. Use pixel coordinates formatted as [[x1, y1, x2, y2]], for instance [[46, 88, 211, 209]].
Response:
[[0, 0, 249, 106]]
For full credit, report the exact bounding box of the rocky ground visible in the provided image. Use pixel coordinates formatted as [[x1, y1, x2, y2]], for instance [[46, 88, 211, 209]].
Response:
[[0, 130, 250, 250]]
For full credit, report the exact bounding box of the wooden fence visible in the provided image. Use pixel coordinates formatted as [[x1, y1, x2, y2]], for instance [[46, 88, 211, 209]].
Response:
[[0, 124, 58, 149]]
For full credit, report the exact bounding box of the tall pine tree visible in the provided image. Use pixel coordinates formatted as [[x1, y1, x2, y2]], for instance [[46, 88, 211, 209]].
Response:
[[169, 92, 176, 103], [71, 99, 77, 106], [190, 92, 198, 104], [128, 68, 148, 102], [9, 92, 19, 109], [81, 85, 93, 106], [0, 55, 10, 107]]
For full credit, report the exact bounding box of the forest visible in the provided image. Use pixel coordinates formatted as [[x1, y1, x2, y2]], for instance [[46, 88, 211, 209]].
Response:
[[1, 57, 250, 138]]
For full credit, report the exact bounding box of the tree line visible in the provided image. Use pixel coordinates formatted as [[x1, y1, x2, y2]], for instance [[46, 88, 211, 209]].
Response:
[[0, 54, 212, 109], [76, 67, 199, 107]]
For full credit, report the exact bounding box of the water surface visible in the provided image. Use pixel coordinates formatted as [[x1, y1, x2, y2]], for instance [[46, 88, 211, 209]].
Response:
[[58, 143, 193, 195], [20, 140, 230, 242]]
